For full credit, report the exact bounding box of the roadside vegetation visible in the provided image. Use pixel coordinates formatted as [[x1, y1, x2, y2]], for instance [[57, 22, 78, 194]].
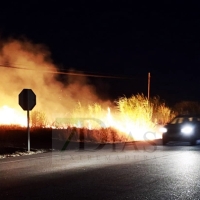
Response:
[[1, 94, 200, 146], [173, 101, 200, 115]]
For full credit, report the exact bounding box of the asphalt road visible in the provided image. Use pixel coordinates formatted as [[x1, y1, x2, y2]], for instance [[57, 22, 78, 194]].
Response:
[[1, 141, 200, 200]]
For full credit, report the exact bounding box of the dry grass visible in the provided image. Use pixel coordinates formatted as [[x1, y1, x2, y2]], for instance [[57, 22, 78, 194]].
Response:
[[0, 94, 179, 145], [31, 110, 48, 127], [53, 127, 127, 143], [116, 93, 153, 123], [150, 96, 175, 125]]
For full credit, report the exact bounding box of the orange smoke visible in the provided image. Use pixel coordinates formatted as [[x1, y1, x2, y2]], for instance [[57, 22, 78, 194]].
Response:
[[0, 38, 160, 140], [0, 38, 111, 122]]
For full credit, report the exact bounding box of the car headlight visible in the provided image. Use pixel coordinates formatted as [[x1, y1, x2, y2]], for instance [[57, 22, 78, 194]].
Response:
[[181, 125, 194, 135], [160, 127, 167, 133]]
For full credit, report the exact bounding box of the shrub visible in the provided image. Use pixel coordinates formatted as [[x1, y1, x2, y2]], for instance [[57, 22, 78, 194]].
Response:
[[31, 110, 48, 127], [150, 96, 175, 124], [173, 101, 200, 115]]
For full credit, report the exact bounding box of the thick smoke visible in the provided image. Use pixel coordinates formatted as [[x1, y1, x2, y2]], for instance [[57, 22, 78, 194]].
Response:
[[0, 38, 111, 122]]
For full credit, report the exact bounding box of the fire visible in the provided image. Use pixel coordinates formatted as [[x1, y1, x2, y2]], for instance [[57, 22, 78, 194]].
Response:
[[0, 39, 164, 141], [105, 106, 159, 141], [0, 103, 160, 141], [0, 105, 26, 126]]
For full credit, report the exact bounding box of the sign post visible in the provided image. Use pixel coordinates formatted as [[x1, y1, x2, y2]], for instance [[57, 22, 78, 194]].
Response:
[[19, 89, 36, 152]]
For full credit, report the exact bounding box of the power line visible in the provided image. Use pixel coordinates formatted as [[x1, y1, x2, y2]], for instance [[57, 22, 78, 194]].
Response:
[[0, 64, 138, 79]]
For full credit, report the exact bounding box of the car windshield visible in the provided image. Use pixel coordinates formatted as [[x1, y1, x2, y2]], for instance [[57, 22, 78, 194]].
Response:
[[170, 117, 200, 124]]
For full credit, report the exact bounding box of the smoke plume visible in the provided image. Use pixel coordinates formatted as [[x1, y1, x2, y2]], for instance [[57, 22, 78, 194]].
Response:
[[0, 38, 111, 122]]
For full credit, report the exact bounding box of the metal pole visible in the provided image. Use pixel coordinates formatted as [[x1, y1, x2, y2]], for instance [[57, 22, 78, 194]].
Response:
[[148, 72, 150, 100], [27, 91, 30, 152], [27, 109, 30, 152]]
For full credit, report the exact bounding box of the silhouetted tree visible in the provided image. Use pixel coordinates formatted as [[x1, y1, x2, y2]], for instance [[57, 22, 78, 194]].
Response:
[[173, 101, 200, 115]]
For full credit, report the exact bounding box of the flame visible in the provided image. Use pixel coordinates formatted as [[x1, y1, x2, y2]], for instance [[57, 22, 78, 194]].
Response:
[[0, 39, 163, 141], [0, 105, 26, 126], [0, 104, 161, 141], [105, 107, 159, 141]]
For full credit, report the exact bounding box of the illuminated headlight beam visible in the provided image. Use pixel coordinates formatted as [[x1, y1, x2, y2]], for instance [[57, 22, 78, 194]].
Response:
[[160, 127, 167, 133], [181, 126, 194, 135]]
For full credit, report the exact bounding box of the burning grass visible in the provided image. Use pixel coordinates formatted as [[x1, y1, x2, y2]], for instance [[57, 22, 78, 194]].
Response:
[[53, 127, 128, 143], [0, 125, 128, 151], [0, 39, 175, 147], [0, 93, 175, 148]]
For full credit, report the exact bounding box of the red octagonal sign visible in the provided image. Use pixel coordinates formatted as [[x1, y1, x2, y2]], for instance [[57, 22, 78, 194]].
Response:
[[19, 89, 36, 110]]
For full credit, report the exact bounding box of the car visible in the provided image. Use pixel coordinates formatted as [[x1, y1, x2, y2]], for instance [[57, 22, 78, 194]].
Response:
[[160, 114, 200, 145]]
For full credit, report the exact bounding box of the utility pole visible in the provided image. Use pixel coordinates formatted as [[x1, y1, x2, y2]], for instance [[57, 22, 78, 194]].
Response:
[[148, 72, 150, 100]]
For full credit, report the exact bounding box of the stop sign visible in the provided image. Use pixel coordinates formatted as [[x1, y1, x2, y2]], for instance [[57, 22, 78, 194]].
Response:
[[19, 89, 36, 110]]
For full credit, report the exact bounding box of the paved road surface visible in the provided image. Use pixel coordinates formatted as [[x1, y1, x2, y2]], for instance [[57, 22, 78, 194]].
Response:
[[1, 142, 200, 199]]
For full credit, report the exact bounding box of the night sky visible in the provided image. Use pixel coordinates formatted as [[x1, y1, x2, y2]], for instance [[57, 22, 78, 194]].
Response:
[[1, 1, 200, 106]]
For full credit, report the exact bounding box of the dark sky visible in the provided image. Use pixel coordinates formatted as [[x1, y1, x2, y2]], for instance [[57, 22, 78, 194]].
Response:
[[1, 1, 200, 106]]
